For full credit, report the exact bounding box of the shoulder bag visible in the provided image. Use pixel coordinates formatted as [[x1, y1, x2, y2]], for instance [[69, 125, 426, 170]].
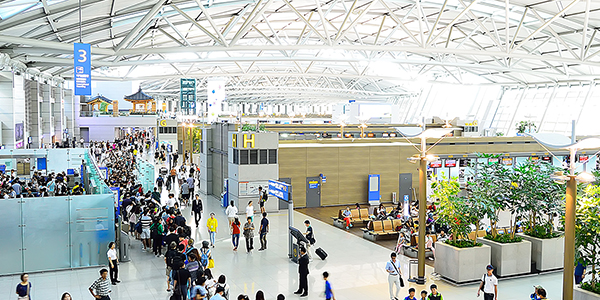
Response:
[[390, 260, 405, 287], [17, 282, 30, 300]]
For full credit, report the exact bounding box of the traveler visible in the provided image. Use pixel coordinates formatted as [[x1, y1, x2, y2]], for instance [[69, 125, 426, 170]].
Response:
[[427, 284, 443, 300], [207, 212, 218, 247], [304, 220, 315, 260], [404, 288, 416, 300], [204, 269, 217, 295], [140, 210, 152, 251], [150, 218, 164, 256], [216, 275, 230, 300], [61, 292, 72, 300], [88, 269, 111, 300], [185, 254, 201, 285], [16, 273, 31, 300], [210, 286, 227, 300], [386, 252, 403, 300], [531, 285, 542, 300], [420, 290, 428, 300], [277, 295, 285, 300], [107, 242, 120, 285], [255, 290, 265, 300], [294, 246, 309, 297], [258, 186, 267, 214], [190, 277, 208, 300], [341, 206, 352, 230], [192, 195, 203, 227], [231, 217, 241, 251], [575, 262, 586, 285], [477, 265, 498, 300], [181, 182, 190, 205], [323, 271, 336, 300], [243, 216, 255, 253], [156, 175, 164, 190], [166, 193, 176, 209], [537, 288, 548, 300], [225, 201, 238, 231], [187, 175, 195, 198], [246, 201, 254, 223], [164, 242, 180, 292], [173, 261, 192, 300], [258, 212, 269, 251], [200, 241, 213, 270]]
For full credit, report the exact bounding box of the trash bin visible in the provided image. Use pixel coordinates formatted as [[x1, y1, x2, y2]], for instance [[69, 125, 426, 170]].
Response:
[[119, 230, 131, 262]]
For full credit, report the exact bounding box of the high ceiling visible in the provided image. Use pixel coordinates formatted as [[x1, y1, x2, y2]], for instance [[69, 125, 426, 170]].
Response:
[[1, 0, 600, 103]]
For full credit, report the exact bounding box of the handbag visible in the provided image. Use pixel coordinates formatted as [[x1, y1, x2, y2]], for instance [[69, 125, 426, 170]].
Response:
[[390, 260, 405, 287], [207, 258, 215, 269]]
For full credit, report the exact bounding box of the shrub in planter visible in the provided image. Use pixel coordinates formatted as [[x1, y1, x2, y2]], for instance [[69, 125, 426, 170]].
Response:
[[575, 185, 600, 293], [446, 239, 482, 248], [484, 234, 522, 243]]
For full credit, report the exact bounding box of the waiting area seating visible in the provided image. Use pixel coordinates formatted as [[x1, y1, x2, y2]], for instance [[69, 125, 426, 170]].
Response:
[[331, 208, 370, 228]]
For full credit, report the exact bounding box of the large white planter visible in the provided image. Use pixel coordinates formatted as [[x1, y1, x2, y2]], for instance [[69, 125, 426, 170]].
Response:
[[479, 238, 531, 277], [519, 233, 564, 271], [435, 241, 491, 284], [574, 286, 600, 300]]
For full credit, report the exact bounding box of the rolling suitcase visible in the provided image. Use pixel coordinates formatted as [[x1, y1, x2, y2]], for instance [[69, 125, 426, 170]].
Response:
[[316, 247, 328, 260]]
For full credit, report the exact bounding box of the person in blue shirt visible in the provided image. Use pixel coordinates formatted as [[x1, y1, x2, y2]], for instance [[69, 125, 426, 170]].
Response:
[[405, 288, 417, 300], [575, 262, 586, 285], [323, 271, 336, 300], [210, 286, 226, 300], [530, 285, 542, 300], [190, 277, 208, 300]]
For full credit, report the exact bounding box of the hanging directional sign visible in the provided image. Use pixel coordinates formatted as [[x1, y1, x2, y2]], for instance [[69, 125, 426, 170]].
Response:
[[73, 43, 91, 95]]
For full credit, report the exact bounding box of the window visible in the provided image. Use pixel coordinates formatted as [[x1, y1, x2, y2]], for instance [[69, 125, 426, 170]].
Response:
[[260, 149, 267, 164], [240, 150, 249, 165], [268, 149, 277, 164], [233, 149, 239, 164], [250, 150, 258, 164], [159, 127, 164, 134]]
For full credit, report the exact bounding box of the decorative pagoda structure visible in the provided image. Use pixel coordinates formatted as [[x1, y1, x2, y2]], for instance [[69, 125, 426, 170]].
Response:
[[124, 87, 156, 113], [86, 95, 113, 112]]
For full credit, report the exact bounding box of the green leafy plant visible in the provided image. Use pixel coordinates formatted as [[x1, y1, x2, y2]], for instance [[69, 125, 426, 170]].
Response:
[[484, 234, 523, 244], [516, 120, 537, 134], [525, 223, 561, 239], [445, 240, 482, 248], [241, 123, 266, 132], [575, 185, 600, 292]]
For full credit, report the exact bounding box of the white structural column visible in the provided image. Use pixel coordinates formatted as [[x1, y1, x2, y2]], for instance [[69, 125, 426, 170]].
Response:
[[53, 86, 64, 144], [0, 73, 15, 148], [63, 89, 75, 143], [41, 84, 54, 147], [25, 79, 42, 148]]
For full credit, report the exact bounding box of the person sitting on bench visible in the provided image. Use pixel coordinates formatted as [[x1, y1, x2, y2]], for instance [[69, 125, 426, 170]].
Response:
[[342, 206, 352, 230]]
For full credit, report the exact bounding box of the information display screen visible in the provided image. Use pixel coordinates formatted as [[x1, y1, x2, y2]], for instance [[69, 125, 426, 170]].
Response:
[[444, 159, 456, 167]]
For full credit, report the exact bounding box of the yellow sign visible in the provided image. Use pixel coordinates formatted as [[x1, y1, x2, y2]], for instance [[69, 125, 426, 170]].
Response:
[[243, 134, 255, 148], [465, 120, 479, 126], [159, 119, 167, 127], [232, 134, 237, 148]]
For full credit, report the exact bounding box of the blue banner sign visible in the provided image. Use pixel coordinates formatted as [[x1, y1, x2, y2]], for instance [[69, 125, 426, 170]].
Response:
[[268, 179, 290, 201], [74, 43, 91, 95]]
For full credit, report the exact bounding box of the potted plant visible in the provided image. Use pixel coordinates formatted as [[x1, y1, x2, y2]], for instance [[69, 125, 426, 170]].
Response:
[[515, 120, 537, 135], [433, 177, 491, 284], [517, 159, 565, 271], [573, 185, 600, 299], [473, 154, 532, 277]]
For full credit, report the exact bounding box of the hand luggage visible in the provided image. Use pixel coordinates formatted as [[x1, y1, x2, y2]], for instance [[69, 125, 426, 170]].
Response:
[[315, 247, 327, 260]]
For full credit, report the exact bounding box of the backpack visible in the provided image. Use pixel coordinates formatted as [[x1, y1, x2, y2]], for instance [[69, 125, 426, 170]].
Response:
[[135, 221, 142, 233], [262, 192, 268, 202], [200, 249, 209, 267], [151, 224, 161, 238]]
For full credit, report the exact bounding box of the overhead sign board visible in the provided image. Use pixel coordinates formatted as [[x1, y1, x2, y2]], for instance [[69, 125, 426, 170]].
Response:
[[73, 43, 91, 95], [268, 179, 290, 201], [180, 78, 196, 115]]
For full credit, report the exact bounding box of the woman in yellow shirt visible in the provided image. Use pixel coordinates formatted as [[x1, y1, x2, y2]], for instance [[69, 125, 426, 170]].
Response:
[[206, 212, 218, 248]]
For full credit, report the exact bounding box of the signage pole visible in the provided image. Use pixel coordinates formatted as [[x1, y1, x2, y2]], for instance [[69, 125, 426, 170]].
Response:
[[289, 197, 293, 258]]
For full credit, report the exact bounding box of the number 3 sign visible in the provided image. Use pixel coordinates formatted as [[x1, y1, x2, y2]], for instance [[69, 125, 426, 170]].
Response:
[[73, 43, 91, 95]]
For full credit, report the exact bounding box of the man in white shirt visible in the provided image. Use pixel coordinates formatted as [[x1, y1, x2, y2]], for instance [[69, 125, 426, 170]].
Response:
[[166, 193, 176, 209], [385, 252, 402, 300], [225, 201, 238, 231], [477, 265, 498, 300]]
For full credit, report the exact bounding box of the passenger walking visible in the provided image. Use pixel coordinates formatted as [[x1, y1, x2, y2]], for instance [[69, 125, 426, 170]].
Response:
[[225, 201, 238, 231], [258, 212, 269, 251], [427, 284, 443, 300], [231, 217, 241, 251], [88, 269, 111, 300], [207, 212, 218, 248], [258, 186, 267, 214], [477, 265, 498, 300], [323, 271, 336, 300], [107, 242, 120, 285], [245, 201, 254, 223], [16, 273, 31, 300], [187, 175, 195, 198], [192, 195, 203, 227], [303, 220, 315, 260], [294, 246, 309, 297], [385, 252, 403, 300], [243, 216, 255, 253]]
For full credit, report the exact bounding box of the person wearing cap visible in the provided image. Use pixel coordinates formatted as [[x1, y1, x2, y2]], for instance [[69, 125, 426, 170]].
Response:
[[206, 213, 218, 248], [531, 285, 543, 300], [427, 284, 443, 300], [210, 286, 226, 300], [477, 265, 498, 300]]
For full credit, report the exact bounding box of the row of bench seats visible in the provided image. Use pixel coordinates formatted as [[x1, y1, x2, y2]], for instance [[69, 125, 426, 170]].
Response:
[[332, 208, 370, 228]]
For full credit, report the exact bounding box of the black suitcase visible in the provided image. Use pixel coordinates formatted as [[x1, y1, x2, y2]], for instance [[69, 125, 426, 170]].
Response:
[[315, 247, 327, 260]]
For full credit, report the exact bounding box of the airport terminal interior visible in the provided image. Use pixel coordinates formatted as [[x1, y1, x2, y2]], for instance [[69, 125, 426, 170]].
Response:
[[2, 1, 600, 300]]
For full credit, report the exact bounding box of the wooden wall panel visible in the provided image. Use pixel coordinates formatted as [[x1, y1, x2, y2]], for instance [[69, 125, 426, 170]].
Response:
[[279, 148, 307, 207], [338, 147, 370, 204], [306, 147, 339, 206], [369, 147, 400, 202]]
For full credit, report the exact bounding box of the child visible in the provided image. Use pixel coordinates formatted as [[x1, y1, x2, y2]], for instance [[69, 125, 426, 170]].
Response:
[[428, 284, 443, 300], [420, 290, 428, 300], [405, 288, 417, 300], [323, 271, 336, 300]]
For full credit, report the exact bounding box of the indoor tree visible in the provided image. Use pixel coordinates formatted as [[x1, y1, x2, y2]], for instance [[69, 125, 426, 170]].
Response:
[[575, 184, 600, 293]]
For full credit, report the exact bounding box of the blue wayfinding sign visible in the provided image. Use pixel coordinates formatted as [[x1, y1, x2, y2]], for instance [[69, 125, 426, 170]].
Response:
[[74, 43, 91, 95], [268, 179, 290, 201]]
